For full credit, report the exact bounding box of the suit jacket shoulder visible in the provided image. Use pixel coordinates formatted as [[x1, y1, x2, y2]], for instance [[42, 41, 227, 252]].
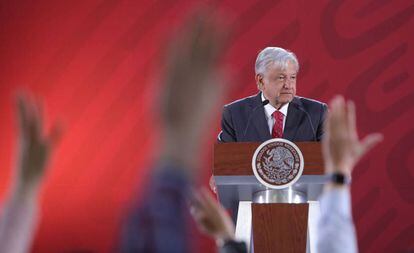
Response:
[[218, 93, 327, 142], [219, 93, 270, 142], [224, 93, 260, 111], [287, 96, 328, 141], [293, 96, 327, 109]]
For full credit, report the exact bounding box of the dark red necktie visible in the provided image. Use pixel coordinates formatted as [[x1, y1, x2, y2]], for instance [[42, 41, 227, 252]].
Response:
[[272, 111, 284, 138]]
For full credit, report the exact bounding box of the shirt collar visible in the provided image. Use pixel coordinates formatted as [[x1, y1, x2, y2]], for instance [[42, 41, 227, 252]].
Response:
[[261, 92, 289, 118]]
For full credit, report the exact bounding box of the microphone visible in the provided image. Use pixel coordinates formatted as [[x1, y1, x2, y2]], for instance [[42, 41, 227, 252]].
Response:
[[292, 103, 317, 141], [243, 99, 269, 137]]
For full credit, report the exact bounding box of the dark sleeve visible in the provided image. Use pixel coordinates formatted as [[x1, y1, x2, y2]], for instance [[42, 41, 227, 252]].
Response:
[[218, 105, 236, 142], [219, 240, 247, 253], [316, 102, 328, 141], [119, 163, 191, 253]]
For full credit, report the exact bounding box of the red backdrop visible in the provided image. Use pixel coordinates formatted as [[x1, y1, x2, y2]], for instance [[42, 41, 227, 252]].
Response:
[[0, 0, 413, 252]]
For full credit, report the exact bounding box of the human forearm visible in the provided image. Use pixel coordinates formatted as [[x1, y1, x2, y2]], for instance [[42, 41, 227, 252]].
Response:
[[0, 186, 40, 253], [317, 187, 357, 253]]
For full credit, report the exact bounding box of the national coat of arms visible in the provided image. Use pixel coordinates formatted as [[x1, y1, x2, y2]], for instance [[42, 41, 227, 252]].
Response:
[[252, 138, 304, 189]]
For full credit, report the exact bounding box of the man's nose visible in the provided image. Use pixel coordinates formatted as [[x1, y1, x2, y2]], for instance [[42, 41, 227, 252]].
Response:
[[283, 79, 292, 89]]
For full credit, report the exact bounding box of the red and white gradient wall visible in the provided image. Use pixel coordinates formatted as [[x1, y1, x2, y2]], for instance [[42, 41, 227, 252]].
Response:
[[0, 1, 413, 252]]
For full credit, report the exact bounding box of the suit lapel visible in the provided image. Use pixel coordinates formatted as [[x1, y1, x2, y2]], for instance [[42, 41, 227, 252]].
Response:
[[250, 93, 271, 141], [283, 97, 305, 141]]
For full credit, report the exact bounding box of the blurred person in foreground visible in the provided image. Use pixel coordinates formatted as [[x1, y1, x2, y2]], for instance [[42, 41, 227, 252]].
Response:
[[191, 96, 383, 253], [119, 8, 228, 253], [317, 95, 382, 252], [0, 95, 61, 253]]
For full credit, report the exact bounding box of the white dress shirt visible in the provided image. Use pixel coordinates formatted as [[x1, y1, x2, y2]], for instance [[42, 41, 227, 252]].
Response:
[[261, 93, 289, 135], [317, 188, 358, 253]]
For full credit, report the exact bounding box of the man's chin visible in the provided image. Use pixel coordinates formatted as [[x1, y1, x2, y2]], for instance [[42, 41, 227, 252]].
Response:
[[279, 94, 294, 103], [274, 98, 293, 109]]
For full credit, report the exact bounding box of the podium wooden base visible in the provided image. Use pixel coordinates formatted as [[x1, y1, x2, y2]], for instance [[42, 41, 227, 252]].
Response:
[[252, 203, 309, 253]]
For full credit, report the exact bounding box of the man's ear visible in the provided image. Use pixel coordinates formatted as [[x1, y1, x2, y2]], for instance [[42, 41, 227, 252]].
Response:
[[255, 74, 263, 90]]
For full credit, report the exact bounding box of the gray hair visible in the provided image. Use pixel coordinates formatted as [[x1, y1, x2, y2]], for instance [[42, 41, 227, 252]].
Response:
[[255, 47, 299, 75]]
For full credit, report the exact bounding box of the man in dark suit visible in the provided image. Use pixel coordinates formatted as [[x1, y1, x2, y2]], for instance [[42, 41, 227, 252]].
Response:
[[218, 47, 327, 143]]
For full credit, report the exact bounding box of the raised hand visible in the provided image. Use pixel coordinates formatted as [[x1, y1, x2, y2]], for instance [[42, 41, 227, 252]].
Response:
[[0, 93, 62, 253], [322, 95, 383, 177], [190, 188, 235, 246], [15, 94, 61, 192], [159, 9, 228, 171]]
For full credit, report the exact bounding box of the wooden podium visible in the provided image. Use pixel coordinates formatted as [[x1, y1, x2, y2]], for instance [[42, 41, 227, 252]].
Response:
[[213, 142, 326, 253]]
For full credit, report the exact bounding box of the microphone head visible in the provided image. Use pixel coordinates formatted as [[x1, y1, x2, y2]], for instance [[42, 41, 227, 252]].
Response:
[[262, 99, 269, 106]]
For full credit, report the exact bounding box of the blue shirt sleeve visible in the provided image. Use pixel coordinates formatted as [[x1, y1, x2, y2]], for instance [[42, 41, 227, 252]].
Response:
[[119, 162, 191, 253]]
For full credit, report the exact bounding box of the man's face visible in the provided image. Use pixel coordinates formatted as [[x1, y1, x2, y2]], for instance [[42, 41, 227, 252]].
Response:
[[256, 61, 297, 109]]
